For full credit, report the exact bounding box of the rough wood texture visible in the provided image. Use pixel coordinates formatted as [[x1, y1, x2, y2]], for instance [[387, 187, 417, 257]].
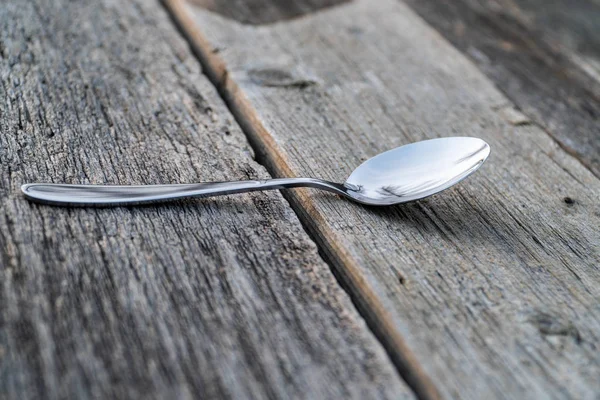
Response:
[[0, 0, 414, 399], [189, 0, 350, 25], [168, 0, 600, 398], [403, 0, 600, 178]]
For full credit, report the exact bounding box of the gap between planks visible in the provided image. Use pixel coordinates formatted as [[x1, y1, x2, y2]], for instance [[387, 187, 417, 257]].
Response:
[[403, 0, 600, 179], [161, 0, 441, 399]]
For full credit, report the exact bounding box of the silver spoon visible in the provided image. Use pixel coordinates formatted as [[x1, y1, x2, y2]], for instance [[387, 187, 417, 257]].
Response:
[[21, 137, 490, 207]]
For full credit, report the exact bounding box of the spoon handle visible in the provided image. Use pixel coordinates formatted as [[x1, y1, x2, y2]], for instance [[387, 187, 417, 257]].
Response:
[[21, 178, 346, 206]]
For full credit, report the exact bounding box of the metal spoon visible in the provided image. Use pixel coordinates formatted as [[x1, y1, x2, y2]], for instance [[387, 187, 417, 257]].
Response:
[[21, 137, 490, 207]]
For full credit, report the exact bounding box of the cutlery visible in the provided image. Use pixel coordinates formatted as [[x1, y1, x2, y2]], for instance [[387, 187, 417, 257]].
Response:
[[22, 137, 490, 206]]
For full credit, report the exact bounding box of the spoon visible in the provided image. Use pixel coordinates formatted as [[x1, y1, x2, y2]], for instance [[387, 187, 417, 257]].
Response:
[[21, 137, 490, 207]]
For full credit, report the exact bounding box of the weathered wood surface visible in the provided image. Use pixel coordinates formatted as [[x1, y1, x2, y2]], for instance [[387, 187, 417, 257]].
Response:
[[404, 0, 600, 178], [0, 0, 414, 399], [168, 0, 600, 398]]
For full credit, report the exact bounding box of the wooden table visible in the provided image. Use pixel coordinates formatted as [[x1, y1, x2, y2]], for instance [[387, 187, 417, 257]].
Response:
[[1, 0, 599, 398]]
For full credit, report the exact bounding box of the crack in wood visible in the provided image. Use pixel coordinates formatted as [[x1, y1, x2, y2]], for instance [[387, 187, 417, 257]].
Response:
[[189, 0, 351, 25]]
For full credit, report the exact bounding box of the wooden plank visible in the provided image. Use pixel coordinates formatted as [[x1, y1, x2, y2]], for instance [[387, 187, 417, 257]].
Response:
[[403, 0, 600, 178], [0, 0, 414, 399], [166, 0, 600, 398]]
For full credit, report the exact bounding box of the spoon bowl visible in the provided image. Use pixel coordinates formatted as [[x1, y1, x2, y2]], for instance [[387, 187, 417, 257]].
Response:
[[343, 137, 490, 205], [22, 137, 490, 206]]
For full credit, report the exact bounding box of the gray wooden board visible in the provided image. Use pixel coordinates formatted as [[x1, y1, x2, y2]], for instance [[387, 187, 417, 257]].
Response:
[[0, 0, 414, 399], [170, 0, 600, 398], [404, 0, 600, 178]]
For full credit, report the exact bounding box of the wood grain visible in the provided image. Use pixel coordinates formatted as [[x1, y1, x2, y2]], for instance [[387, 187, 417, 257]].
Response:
[[168, 0, 600, 398], [404, 0, 600, 178], [189, 0, 350, 25], [0, 0, 414, 398]]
